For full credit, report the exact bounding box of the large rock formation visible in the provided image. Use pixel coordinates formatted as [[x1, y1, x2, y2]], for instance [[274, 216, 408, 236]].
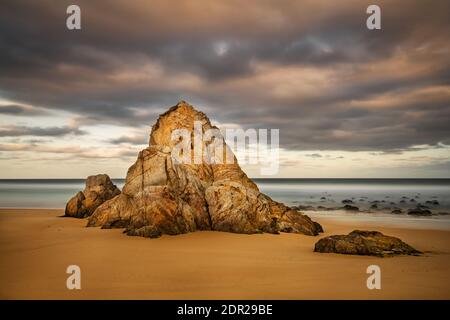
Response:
[[314, 230, 421, 257], [87, 101, 323, 237], [65, 174, 121, 218]]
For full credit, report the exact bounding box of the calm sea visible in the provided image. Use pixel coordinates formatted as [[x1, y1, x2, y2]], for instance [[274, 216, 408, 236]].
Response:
[[1, 178, 449, 229]]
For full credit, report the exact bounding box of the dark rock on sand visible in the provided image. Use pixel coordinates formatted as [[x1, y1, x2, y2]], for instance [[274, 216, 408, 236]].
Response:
[[314, 230, 421, 257], [370, 204, 378, 209], [313, 222, 324, 233], [65, 174, 121, 218], [391, 209, 402, 214], [65, 191, 85, 218]]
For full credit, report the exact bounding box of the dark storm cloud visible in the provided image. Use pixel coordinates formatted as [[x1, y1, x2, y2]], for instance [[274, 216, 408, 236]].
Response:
[[109, 135, 148, 145], [0, 104, 48, 116], [0, 125, 86, 137], [0, 0, 449, 152]]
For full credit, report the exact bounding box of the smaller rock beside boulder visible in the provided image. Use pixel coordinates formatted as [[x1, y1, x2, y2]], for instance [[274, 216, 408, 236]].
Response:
[[314, 230, 421, 257], [65, 174, 121, 218]]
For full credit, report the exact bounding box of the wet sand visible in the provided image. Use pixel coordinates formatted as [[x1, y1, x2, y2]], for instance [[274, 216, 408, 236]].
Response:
[[0, 208, 449, 299]]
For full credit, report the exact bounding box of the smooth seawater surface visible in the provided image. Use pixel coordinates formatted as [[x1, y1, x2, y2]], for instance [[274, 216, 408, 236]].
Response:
[[1, 178, 449, 229], [0, 179, 125, 209], [256, 178, 450, 209]]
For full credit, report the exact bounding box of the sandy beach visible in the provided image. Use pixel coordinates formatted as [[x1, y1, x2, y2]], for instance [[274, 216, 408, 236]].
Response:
[[0, 208, 449, 300]]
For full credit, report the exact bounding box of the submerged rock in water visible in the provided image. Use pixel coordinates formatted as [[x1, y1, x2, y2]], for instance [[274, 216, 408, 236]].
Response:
[[342, 199, 353, 204], [87, 101, 323, 238], [291, 205, 315, 211], [408, 207, 432, 216], [314, 230, 421, 257], [391, 209, 403, 214], [65, 174, 121, 218], [343, 204, 359, 211]]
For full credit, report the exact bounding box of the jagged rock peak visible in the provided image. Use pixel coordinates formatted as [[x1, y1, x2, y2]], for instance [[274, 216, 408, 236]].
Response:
[[86, 101, 323, 238], [150, 100, 211, 147]]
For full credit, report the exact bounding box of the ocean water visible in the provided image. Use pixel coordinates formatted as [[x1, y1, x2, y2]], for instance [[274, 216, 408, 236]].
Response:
[[256, 178, 450, 230], [1, 178, 449, 228], [256, 178, 450, 211]]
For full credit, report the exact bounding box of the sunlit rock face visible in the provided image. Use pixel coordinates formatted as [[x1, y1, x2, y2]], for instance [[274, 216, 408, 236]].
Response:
[[87, 101, 323, 237]]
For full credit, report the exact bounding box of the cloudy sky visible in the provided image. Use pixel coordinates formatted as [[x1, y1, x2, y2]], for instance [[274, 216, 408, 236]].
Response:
[[0, 0, 449, 178]]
